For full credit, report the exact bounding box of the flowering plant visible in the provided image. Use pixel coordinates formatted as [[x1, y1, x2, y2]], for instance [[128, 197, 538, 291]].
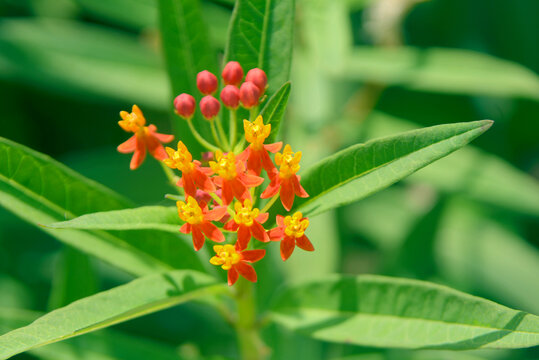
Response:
[[0, 1, 537, 359]]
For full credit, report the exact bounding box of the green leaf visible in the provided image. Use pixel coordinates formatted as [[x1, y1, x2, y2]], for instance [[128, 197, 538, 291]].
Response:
[[48, 206, 181, 233], [344, 47, 539, 100], [0, 307, 185, 360], [224, 0, 295, 95], [0, 19, 167, 108], [157, 0, 218, 151], [260, 81, 291, 142], [0, 137, 203, 276], [75, 0, 156, 29], [294, 120, 493, 217], [0, 270, 225, 359], [271, 275, 539, 349]]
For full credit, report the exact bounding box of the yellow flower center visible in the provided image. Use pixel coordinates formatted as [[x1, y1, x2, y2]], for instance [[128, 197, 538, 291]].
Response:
[[233, 199, 260, 226], [275, 144, 301, 179], [244, 115, 271, 150], [176, 197, 204, 224], [210, 244, 241, 270], [284, 212, 309, 238], [209, 150, 237, 180], [118, 105, 146, 133], [164, 141, 195, 173]]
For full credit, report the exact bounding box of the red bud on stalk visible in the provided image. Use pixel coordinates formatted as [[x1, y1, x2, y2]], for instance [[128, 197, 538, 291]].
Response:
[[200, 95, 221, 120], [222, 61, 244, 86], [245, 68, 267, 94], [239, 82, 261, 109], [174, 94, 196, 119], [197, 70, 218, 95], [220, 85, 240, 109]]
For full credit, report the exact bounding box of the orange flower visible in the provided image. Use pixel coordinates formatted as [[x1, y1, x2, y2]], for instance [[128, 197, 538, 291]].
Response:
[[117, 105, 174, 170], [210, 244, 265, 286], [177, 197, 228, 251], [261, 144, 308, 211], [268, 212, 314, 261], [223, 199, 270, 250], [237, 116, 282, 176], [164, 141, 215, 197], [209, 151, 264, 205]]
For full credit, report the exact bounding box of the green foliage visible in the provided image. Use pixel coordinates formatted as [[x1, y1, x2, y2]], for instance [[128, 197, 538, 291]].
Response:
[[271, 275, 539, 349], [260, 81, 291, 142], [295, 120, 493, 217], [0, 270, 225, 359], [0, 137, 204, 276], [225, 0, 295, 95]]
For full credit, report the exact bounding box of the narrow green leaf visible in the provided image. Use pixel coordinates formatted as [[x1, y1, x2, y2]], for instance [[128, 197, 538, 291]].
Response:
[[0, 308, 185, 360], [0, 270, 225, 359], [157, 0, 218, 150], [295, 120, 493, 217], [344, 47, 539, 100], [260, 81, 291, 142], [224, 0, 295, 95], [271, 275, 539, 349], [48, 206, 181, 233], [0, 137, 203, 276]]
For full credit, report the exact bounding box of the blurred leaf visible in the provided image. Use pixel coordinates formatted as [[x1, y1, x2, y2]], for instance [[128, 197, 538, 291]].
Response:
[[0, 270, 225, 359], [0, 18, 168, 108], [0, 137, 204, 276], [75, 0, 156, 29], [364, 112, 539, 217], [224, 0, 295, 95], [271, 275, 539, 349], [48, 247, 99, 310], [436, 198, 539, 315], [295, 120, 493, 217], [0, 308, 185, 360], [344, 47, 539, 100], [260, 81, 291, 142], [49, 206, 181, 232], [157, 0, 218, 151]]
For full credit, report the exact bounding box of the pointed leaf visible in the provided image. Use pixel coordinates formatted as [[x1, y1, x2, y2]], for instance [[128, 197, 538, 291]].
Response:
[[260, 81, 291, 142], [224, 0, 295, 96], [0, 270, 226, 359], [271, 275, 539, 349], [294, 120, 493, 217]]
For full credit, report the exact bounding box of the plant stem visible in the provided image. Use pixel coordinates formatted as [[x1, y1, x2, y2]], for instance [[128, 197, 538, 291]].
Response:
[[159, 161, 181, 193], [260, 194, 279, 213], [235, 279, 267, 360], [216, 116, 230, 150], [210, 120, 223, 149], [186, 118, 220, 152], [229, 109, 238, 148]]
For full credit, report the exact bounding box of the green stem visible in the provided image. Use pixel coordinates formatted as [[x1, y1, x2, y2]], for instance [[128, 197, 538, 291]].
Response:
[[216, 116, 230, 150], [159, 161, 181, 193], [186, 118, 220, 152], [229, 109, 238, 148], [235, 279, 267, 360], [249, 107, 259, 122], [210, 120, 223, 149], [260, 194, 279, 213]]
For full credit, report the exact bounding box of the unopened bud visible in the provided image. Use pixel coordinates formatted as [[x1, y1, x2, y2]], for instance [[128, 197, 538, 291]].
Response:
[[174, 93, 196, 119], [222, 61, 244, 86], [239, 81, 261, 109], [245, 68, 267, 94], [197, 70, 218, 95], [199, 95, 221, 120], [220, 85, 240, 109]]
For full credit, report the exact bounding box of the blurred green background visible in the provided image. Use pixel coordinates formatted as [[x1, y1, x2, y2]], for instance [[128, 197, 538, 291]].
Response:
[[0, 0, 538, 359]]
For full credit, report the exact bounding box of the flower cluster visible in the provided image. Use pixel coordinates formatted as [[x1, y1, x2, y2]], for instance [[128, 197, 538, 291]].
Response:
[[117, 62, 313, 286]]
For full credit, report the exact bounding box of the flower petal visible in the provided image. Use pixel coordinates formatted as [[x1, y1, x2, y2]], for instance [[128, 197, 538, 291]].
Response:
[[129, 136, 146, 170], [205, 206, 228, 222], [200, 222, 224, 243], [251, 221, 269, 243], [280, 179, 294, 211], [237, 225, 251, 251], [236, 262, 257, 282], [293, 175, 309, 198], [181, 173, 197, 198], [268, 227, 284, 241], [280, 236, 295, 261], [261, 179, 280, 198], [264, 142, 282, 153], [179, 223, 191, 234], [296, 235, 314, 251], [223, 220, 239, 231], [241, 249, 266, 263], [227, 267, 239, 286], [256, 212, 269, 224], [117, 135, 137, 153], [192, 226, 205, 251]]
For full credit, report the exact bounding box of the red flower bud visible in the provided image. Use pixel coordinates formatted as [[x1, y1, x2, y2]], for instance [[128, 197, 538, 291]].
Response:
[[197, 70, 218, 95], [222, 61, 244, 86], [245, 68, 267, 94], [173, 93, 196, 119], [239, 81, 261, 109], [199, 95, 221, 119], [220, 85, 240, 109]]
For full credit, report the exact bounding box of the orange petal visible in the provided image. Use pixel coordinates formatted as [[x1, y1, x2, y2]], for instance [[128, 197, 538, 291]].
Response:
[[256, 212, 269, 224], [117, 135, 137, 153], [241, 173, 264, 187], [224, 220, 239, 231], [194, 168, 216, 193], [129, 136, 146, 170], [280, 236, 295, 261], [205, 206, 228, 222], [241, 249, 266, 263], [192, 226, 205, 251], [236, 262, 257, 282], [276, 215, 285, 227], [261, 179, 280, 198], [280, 179, 294, 211], [264, 142, 282, 153], [268, 227, 284, 241], [200, 222, 224, 243], [296, 235, 314, 251], [228, 267, 239, 286], [146, 135, 168, 160], [179, 223, 191, 234], [220, 181, 234, 205], [153, 131, 174, 143], [293, 175, 309, 198], [181, 173, 197, 197], [237, 226, 251, 251], [251, 221, 269, 243]]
